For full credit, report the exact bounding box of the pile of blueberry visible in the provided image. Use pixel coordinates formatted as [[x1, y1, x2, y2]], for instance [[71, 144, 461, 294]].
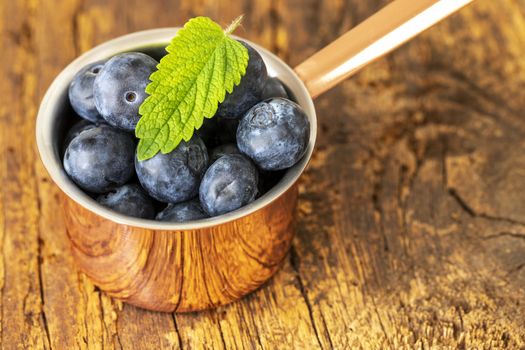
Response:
[[63, 42, 310, 222]]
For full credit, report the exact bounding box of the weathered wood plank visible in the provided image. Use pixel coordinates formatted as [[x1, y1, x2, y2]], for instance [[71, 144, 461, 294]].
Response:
[[1, 0, 51, 348], [2, 0, 525, 349], [275, 0, 525, 348]]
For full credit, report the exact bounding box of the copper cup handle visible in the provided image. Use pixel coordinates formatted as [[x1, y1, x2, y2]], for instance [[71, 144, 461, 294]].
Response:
[[294, 0, 475, 99]]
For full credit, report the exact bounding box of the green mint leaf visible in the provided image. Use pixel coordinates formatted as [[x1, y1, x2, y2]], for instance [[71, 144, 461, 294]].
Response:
[[135, 16, 249, 161]]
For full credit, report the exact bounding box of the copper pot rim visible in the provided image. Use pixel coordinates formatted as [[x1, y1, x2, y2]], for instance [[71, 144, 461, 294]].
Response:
[[36, 28, 317, 231]]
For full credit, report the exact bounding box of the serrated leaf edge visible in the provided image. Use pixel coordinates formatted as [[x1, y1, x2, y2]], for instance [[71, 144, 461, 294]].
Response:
[[135, 16, 248, 161]]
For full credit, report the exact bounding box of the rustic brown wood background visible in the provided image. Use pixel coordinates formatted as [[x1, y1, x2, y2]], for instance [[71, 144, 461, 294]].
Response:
[[1, 0, 525, 348]]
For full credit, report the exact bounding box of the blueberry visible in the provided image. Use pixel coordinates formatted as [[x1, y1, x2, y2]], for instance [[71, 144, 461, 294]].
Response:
[[135, 136, 208, 203], [209, 143, 240, 163], [199, 154, 258, 216], [93, 52, 158, 131], [69, 60, 107, 123], [261, 77, 289, 100], [237, 98, 310, 171], [216, 42, 268, 119], [156, 199, 208, 222], [63, 119, 97, 150], [63, 126, 136, 193], [97, 184, 155, 219]]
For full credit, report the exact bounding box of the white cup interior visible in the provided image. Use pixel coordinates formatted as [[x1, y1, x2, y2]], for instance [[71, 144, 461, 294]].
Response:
[[36, 28, 317, 230]]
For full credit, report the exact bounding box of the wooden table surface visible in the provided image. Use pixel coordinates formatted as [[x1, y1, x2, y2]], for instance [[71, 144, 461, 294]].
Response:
[[2, 0, 525, 349]]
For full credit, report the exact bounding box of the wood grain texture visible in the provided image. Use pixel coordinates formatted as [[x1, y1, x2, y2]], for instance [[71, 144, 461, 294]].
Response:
[[1, 0, 525, 349], [63, 187, 297, 312]]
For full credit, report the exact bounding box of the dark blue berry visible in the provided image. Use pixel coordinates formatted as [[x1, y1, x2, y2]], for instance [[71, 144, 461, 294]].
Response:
[[156, 199, 208, 222], [63, 119, 97, 150], [216, 42, 268, 119], [69, 60, 107, 123], [97, 184, 155, 219], [135, 136, 209, 203], [199, 154, 258, 216], [261, 77, 289, 100], [209, 143, 240, 163], [237, 98, 310, 171], [63, 126, 136, 193], [93, 52, 158, 131]]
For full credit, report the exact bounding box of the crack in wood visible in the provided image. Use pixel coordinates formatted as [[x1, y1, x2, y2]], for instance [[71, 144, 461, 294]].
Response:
[[34, 181, 52, 350], [289, 246, 325, 350], [441, 141, 448, 188], [252, 320, 264, 350], [482, 231, 525, 240], [217, 318, 228, 350], [170, 313, 183, 350], [448, 189, 525, 226], [369, 294, 393, 350], [37, 236, 52, 350], [448, 189, 476, 217], [114, 321, 124, 350], [371, 152, 390, 253], [319, 312, 334, 350], [77, 273, 91, 347]]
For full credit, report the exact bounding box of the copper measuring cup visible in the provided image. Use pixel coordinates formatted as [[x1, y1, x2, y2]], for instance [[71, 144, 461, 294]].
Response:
[[36, 0, 474, 312]]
